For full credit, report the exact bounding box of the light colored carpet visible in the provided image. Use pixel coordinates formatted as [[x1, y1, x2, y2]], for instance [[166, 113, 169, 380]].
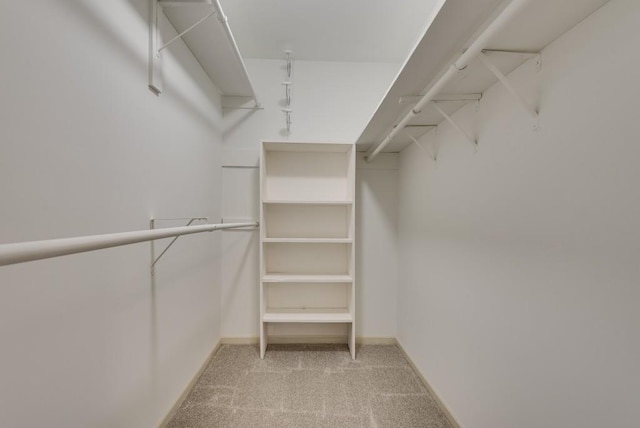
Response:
[[167, 344, 452, 428]]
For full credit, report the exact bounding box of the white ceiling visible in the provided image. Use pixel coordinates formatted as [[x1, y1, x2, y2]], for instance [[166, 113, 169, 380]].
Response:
[[219, 0, 445, 62]]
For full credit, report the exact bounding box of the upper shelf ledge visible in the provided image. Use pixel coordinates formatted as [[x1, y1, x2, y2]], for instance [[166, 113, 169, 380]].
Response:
[[149, 0, 260, 108], [357, 0, 610, 158]]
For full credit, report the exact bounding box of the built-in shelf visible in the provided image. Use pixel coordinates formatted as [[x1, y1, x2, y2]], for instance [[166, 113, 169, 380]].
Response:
[[263, 310, 353, 323], [263, 200, 352, 206], [356, 0, 611, 154], [262, 238, 352, 244], [260, 141, 356, 359], [262, 274, 353, 283]]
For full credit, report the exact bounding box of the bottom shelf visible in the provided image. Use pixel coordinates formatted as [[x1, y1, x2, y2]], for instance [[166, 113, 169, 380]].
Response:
[[263, 309, 352, 323]]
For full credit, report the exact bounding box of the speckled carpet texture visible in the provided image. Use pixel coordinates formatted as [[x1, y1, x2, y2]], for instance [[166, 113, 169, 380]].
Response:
[[167, 344, 452, 428]]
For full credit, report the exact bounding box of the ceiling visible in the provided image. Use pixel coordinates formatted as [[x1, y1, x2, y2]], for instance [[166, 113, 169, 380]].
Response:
[[219, 0, 445, 62]]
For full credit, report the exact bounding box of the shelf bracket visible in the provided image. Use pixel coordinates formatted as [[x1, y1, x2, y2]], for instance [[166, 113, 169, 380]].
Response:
[[158, 10, 216, 53], [149, 0, 163, 94], [431, 101, 477, 149], [399, 93, 482, 105], [479, 50, 540, 129], [482, 49, 542, 72], [282, 108, 292, 133], [149, 0, 215, 94], [150, 217, 208, 269], [404, 129, 437, 161]]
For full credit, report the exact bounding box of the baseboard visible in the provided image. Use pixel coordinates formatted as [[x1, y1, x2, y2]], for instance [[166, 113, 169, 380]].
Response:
[[219, 336, 396, 345], [357, 336, 396, 345], [157, 340, 223, 428], [270, 334, 347, 344], [394, 339, 463, 428], [220, 337, 259, 345]]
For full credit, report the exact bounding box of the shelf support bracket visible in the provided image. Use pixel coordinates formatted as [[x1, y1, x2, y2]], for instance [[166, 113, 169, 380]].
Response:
[[479, 50, 540, 128], [149, 0, 216, 94], [150, 217, 208, 270], [399, 93, 482, 105], [404, 129, 437, 161], [149, 0, 164, 94], [431, 101, 477, 149], [158, 10, 216, 53]]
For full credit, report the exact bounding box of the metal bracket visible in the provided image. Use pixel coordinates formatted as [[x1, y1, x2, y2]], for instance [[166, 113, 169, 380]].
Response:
[[431, 101, 477, 149], [221, 96, 264, 110], [482, 49, 541, 72], [282, 108, 292, 133], [282, 81, 292, 106], [479, 50, 540, 130], [150, 217, 208, 269], [404, 129, 437, 161], [285, 50, 293, 79], [399, 93, 482, 105], [149, 0, 216, 94]]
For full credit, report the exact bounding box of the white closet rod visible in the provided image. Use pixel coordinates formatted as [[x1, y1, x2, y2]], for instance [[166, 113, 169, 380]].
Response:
[[365, 0, 533, 162], [210, 0, 261, 107], [0, 222, 257, 267]]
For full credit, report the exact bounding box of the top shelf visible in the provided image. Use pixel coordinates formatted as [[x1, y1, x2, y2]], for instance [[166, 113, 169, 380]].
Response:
[[263, 142, 354, 153], [262, 142, 355, 202], [356, 0, 610, 154], [152, 0, 258, 102]]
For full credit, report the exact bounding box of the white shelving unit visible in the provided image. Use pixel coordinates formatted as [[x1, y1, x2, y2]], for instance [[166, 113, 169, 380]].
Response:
[[260, 142, 356, 359]]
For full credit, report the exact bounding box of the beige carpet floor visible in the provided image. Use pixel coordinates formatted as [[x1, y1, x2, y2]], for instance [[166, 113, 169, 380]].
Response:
[[167, 344, 452, 428]]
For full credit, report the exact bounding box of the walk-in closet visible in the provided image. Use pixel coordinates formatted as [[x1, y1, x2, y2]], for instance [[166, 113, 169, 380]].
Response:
[[1, 0, 638, 427]]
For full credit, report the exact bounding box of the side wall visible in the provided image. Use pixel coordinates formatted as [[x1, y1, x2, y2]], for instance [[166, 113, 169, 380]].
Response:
[[0, 1, 224, 427], [221, 59, 399, 340], [396, 1, 640, 427]]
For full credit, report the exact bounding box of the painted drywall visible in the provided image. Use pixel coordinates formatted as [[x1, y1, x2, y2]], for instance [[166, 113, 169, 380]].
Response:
[[221, 59, 399, 339], [396, 0, 640, 426], [0, 1, 224, 427]]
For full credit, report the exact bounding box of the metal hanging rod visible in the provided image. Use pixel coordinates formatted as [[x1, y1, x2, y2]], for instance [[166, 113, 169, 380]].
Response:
[[365, 0, 534, 163], [0, 221, 258, 267], [152, 217, 208, 221]]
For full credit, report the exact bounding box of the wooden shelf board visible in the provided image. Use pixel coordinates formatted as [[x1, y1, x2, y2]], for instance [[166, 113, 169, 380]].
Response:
[[263, 274, 353, 283], [263, 200, 353, 205], [263, 238, 352, 243], [263, 310, 353, 323]]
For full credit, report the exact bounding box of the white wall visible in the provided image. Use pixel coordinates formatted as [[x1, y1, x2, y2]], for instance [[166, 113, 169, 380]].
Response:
[[221, 59, 399, 339], [396, 0, 640, 426], [0, 1, 224, 427]]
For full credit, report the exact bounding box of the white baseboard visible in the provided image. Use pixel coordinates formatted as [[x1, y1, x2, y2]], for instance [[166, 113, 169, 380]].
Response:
[[220, 336, 397, 345], [357, 337, 397, 345], [394, 339, 463, 428], [220, 337, 259, 345], [157, 340, 223, 428]]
